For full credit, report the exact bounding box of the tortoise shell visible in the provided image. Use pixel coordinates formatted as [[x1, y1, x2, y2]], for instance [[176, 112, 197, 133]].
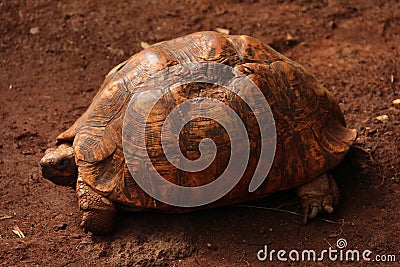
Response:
[[57, 31, 356, 211]]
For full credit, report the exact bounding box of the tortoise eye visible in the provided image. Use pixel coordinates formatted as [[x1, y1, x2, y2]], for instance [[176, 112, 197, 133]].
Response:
[[55, 158, 68, 169]]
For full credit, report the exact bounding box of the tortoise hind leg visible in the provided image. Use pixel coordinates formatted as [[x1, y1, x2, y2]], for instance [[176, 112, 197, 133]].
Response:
[[76, 176, 117, 234], [295, 173, 340, 224]]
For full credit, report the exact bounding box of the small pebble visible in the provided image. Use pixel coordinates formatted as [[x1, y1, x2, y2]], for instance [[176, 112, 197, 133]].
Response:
[[29, 27, 40, 35], [71, 233, 83, 239], [215, 27, 230, 35], [22, 150, 34, 155], [54, 223, 68, 231], [286, 33, 295, 41], [376, 115, 389, 122], [392, 99, 400, 105], [140, 41, 150, 49]]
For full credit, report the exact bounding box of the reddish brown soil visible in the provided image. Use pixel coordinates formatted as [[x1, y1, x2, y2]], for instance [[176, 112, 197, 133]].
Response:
[[1, 0, 399, 266]]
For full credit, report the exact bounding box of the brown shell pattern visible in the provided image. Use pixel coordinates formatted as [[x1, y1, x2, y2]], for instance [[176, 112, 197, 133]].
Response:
[[61, 31, 356, 210]]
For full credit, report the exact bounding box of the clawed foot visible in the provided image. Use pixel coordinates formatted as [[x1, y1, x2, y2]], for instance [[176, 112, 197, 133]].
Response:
[[295, 173, 340, 224], [77, 177, 117, 234], [80, 209, 116, 235]]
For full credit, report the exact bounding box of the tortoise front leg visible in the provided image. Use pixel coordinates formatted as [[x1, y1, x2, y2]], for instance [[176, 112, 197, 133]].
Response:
[[295, 173, 340, 224], [76, 176, 117, 234]]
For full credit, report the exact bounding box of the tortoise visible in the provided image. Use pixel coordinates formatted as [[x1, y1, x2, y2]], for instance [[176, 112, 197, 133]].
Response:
[[40, 31, 357, 234]]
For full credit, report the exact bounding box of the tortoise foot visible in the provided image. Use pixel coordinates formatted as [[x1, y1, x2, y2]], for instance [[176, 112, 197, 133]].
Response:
[[295, 173, 340, 224], [77, 177, 117, 234]]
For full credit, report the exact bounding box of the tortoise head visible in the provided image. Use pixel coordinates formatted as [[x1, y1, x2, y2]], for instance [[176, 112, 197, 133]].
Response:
[[40, 143, 78, 186]]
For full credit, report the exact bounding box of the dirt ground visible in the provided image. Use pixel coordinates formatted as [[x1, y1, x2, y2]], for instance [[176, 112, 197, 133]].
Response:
[[1, 0, 399, 266]]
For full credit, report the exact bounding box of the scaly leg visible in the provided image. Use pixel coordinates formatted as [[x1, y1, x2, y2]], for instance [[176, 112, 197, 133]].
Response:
[[76, 176, 117, 234], [295, 173, 340, 224]]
